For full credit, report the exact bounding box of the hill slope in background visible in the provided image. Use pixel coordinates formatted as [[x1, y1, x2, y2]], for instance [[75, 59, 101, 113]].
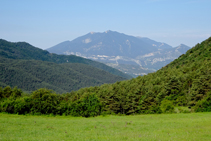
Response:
[[47, 30, 190, 76], [62, 37, 211, 114], [0, 39, 132, 79], [0, 39, 132, 93], [0, 57, 127, 93]]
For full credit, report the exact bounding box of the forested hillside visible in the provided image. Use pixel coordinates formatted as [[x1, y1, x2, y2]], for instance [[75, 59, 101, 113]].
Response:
[[85, 37, 211, 114], [0, 57, 126, 93], [1, 37, 211, 117], [0, 39, 132, 79]]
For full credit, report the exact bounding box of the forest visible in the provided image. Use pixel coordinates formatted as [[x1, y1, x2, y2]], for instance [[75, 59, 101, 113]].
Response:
[[0, 39, 132, 79], [0, 57, 126, 93], [0, 37, 211, 117], [0, 39, 133, 93]]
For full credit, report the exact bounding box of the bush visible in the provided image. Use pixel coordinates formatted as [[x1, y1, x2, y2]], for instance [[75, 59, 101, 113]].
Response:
[[30, 88, 60, 115], [146, 105, 162, 114], [2, 86, 13, 98], [160, 99, 174, 113], [194, 92, 211, 112], [0, 98, 15, 113], [0, 86, 22, 100], [14, 97, 32, 114], [11, 87, 22, 98], [70, 93, 102, 117]]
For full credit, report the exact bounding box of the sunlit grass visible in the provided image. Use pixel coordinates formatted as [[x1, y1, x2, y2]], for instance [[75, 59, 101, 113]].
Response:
[[1, 112, 211, 140]]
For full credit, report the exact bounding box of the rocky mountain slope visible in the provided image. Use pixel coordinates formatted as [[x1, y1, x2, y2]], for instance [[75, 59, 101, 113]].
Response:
[[47, 30, 190, 76]]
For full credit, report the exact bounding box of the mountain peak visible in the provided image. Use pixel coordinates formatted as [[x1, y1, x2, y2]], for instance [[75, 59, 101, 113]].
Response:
[[90, 32, 95, 34], [104, 30, 117, 33], [105, 30, 111, 33], [175, 44, 190, 48]]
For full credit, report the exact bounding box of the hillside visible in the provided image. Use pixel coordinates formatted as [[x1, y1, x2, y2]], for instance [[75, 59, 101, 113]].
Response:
[[61, 37, 211, 114], [0, 39, 132, 79], [0, 57, 126, 93]]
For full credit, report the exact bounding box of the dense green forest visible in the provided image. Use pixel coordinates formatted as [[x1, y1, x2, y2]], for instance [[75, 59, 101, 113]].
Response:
[[1, 37, 211, 117], [0, 57, 127, 93], [0, 39, 132, 79], [0, 39, 132, 93]]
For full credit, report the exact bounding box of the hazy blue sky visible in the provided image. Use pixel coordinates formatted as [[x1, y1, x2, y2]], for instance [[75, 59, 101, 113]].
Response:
[[0, 0, 210, 49]]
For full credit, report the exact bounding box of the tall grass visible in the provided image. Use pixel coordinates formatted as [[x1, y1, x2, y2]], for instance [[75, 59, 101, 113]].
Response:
[[1, 113, 211, 140]]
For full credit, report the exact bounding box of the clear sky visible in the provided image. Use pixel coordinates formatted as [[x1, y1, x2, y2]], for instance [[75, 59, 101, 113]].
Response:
[[0, 0, 210, 49]]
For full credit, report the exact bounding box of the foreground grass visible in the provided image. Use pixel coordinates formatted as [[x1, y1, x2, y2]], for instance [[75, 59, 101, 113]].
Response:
[[0, 113, 211, 141]]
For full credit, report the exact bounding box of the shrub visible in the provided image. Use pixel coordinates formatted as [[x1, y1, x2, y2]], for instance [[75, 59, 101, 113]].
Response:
[[2, 86, 13, 98], [70, 93, 102, 117], [0, 98, 15, 113], [146, 105, 162, 114], [11, 87, 22, 98], [160, 99, 174, 113], [194, 92, 211, 112], [30, 88, 60, 115], [14, 97, 32, 114], [176, 96, 187, 106], [0, 86, 22, 100]]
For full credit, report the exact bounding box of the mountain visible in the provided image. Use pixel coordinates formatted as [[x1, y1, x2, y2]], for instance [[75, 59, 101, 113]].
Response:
[[0, 39, 132, 79], [105, 63, 155, 77], [47, 30, 190, 76], [55, 37, 211, 114], [137, 37, 172, 50], [47, 30, 158, 58], [136, 44, 191, 70], [0, 39, 132, 93]]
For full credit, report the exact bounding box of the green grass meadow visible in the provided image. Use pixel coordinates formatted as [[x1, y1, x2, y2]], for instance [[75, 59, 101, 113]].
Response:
[[1, 113, 211, 141]]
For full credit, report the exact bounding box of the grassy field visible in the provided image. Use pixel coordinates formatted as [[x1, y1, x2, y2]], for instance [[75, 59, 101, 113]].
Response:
[[0, 113, 211, 141]]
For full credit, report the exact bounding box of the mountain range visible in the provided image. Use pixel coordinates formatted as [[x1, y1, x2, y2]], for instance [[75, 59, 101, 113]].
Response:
[[47, 30, 190, 76], [1, 35, 211, 116]]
